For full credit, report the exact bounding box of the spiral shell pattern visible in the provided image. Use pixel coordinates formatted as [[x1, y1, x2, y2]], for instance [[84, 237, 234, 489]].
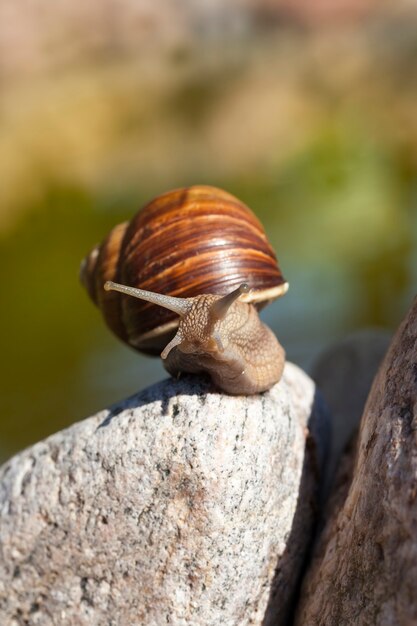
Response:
[[80, 185, 287, 355]]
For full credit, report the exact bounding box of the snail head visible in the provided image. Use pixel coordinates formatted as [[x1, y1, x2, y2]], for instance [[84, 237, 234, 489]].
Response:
[[104, 281, 250, 360]]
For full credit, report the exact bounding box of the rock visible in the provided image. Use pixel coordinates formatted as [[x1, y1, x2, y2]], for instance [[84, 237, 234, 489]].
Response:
[[311, 329, 391, 490], [0, 363, 329, 626], [295, 297, 417, 625]]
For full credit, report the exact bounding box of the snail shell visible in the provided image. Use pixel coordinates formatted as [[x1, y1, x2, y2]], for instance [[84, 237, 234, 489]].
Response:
[[80, 185, 288, 356]]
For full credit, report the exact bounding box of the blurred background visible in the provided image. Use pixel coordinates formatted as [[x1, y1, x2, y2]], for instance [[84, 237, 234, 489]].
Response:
[[0, 0, 416, 461]]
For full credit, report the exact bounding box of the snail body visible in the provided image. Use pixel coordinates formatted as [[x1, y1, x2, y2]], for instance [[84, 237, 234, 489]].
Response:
[[81, 185, 288, 395]]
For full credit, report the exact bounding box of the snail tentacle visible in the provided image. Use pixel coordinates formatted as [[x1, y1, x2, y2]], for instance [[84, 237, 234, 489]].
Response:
[[104, 281, 192, 316], [209, 283, 250, 322]]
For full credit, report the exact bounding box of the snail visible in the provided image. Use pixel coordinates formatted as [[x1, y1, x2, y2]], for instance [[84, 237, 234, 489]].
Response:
[[80, 185, 288, 395]]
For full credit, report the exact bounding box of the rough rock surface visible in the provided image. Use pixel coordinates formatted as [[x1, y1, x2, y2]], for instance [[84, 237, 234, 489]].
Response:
[[296, 297, 417, 625], [0, 362, 329, 626]]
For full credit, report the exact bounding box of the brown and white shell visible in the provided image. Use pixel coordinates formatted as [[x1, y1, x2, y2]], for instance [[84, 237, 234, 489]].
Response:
[[80, 185, 287, 355]]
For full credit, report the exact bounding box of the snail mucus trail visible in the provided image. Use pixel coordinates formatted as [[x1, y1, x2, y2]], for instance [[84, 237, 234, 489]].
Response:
[[103, 280, 285, 395]]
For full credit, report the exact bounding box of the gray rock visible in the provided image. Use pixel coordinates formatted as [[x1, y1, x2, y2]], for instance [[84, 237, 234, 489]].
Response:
[[296, 298, 417, 625], [0, 363, 329, 626], [311, 329, 391, 488]]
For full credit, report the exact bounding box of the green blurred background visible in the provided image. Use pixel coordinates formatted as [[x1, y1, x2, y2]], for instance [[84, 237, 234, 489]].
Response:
[[1, 0, 416, 461]]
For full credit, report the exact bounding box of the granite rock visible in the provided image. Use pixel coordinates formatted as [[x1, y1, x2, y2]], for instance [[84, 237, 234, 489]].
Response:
[[0, 362, 329, 626]]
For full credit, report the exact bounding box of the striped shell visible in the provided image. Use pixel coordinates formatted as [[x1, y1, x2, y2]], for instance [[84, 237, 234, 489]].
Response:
[[80, 185, 287, 355]]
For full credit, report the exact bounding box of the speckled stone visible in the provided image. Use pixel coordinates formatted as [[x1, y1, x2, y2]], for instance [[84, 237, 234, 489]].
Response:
[[0, 363, 329, 626]]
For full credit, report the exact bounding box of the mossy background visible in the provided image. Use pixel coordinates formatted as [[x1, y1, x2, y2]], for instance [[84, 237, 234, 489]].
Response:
[[1, 2, 416, 460]]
